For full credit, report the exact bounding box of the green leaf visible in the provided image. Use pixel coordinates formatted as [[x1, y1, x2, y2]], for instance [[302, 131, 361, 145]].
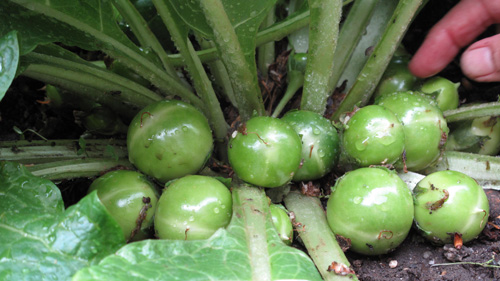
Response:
[[0, 0, 135, 54], [0, 161, 125, 281], [73, 183, 322, 281], [0, 31, 19, 102]]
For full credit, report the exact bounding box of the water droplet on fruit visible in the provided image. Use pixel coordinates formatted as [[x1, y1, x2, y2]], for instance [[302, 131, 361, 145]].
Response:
[[188, 216, 195, 222], [182, 126, 188, 132], [318, 149, 325, 158], [380, 135, 396, 146], [221, 204, 226, 209], [144, 138, 153, 148], [313, 127, 321, 135], [214, 207, 220, 214], [353, 196, 362, 204]]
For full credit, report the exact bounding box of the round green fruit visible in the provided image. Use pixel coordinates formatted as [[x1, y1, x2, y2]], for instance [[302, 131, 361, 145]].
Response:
[[342, 105, 405, 167], [270, 204, 293, 245], [228, 116, 302, 188], [326, 167, 414, 255], [154, 175, 232, 240], [376, 91, 449, 171], [420, 76, 460, 112], [413, 170, 489, 245], [88, 170, 159, 241], [281, 110, 340, 181], [127, 100, 213, 183]]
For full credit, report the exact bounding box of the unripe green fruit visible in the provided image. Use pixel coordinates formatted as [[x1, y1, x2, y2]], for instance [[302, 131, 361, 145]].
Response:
[[88, 170, 159, 241], [342, 105, 405, 167], [127, 100, 213, 183], [154, 175, 232, 240], [281, 110, 340, 181], [326, 167, 414, 255], [228, 116, 302, 188], [413, 170, 489, 245]]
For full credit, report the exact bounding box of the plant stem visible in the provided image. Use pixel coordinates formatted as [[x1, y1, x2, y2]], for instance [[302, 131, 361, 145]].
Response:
[[22, 64, 148, 119], [0, 139, 128, 164], [271, 71, 304, 118], [334, 0, 399, 93], [300, 0, 342, 114], [153, 0, 227, 153], [11, 0, 201, 108], [168, 8, 311, 67], [258, 7, 276, 76], [444, 102, 500, 123], [196, 0, 265, 121], [423, 151, 500, 190], [27, 158, 133, 180], [111, 0, 178, 78], [24, 49, 163, 103], [328, 0, 378, 91], [284, 191, 357, 281], [232, 182, 272, 281], [332, 0, 423, 121]]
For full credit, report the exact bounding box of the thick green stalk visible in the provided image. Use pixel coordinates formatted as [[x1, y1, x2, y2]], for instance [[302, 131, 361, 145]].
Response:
[[198, 39, 238, 108], [196, 0, 265, 121], [168, 8, 311, 66], [258, 7, 276, 76], [24, 50, 163, 103], [300, 0, 342, 114], [284, 191, 357, 281], [153, 0, 227, 150], [27, 158, 133, 180], [332, 0, 423, 121], [22, 65, 151, 119], [424, 151, 500, 190], [334, 0, 399, 92], [444, 102, 500, 123], [231, 182, 272, 281], [0, 139, 128, 164], [111, 0, 178, 77], [328, 0, 378, 91]]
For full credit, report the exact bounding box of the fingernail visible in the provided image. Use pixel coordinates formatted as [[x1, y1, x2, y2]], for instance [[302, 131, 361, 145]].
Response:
[[462, 47, 495, 77]]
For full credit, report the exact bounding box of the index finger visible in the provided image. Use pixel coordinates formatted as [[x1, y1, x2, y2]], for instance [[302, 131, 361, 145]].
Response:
[[408, 0, 500, 78]]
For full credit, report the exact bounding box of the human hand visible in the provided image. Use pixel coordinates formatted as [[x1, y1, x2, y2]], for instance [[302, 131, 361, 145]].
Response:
[[409, 0, 500, 82]]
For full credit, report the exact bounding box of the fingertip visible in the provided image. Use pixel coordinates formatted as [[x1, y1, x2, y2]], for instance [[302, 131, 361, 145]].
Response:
[[460, 35, 500, 82]]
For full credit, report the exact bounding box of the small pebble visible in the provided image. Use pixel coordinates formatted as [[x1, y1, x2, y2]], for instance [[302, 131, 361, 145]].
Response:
[[423, 251, 433, 259], [389, 260, 398, 268]]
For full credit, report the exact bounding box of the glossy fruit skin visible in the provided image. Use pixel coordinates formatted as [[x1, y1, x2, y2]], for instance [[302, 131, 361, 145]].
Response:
[[413, 170, 489, 245], [326, 167, 414, 255], [342, 105, 405, 167], [420, 76, 460, 111], [88, 170, 159, 241], [376, 91, 449, 171], [374, 56, 419, 99], [154, 175, 232, 240], [127, 100, 213, 183], [281, 110, 340, 181], [270, 204, 293, 245], [228, 116, 302, 188]]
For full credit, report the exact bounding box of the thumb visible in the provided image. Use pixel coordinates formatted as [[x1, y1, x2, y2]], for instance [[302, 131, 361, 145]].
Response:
[[461, 34, 500, 82]]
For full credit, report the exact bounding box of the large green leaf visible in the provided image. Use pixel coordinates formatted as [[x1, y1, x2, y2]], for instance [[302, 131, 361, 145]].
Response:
[[73, 184, 322, 281], [0, 161, 125, 281], [0, 0, 138, 55], [0, 31, 19, 102]]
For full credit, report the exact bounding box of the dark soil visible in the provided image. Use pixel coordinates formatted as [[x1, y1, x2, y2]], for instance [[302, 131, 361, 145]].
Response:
[[2, 0, 500, 280]]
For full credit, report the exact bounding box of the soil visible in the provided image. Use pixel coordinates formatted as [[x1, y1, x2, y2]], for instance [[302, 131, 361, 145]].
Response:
[[2, 0, 500, 280]]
